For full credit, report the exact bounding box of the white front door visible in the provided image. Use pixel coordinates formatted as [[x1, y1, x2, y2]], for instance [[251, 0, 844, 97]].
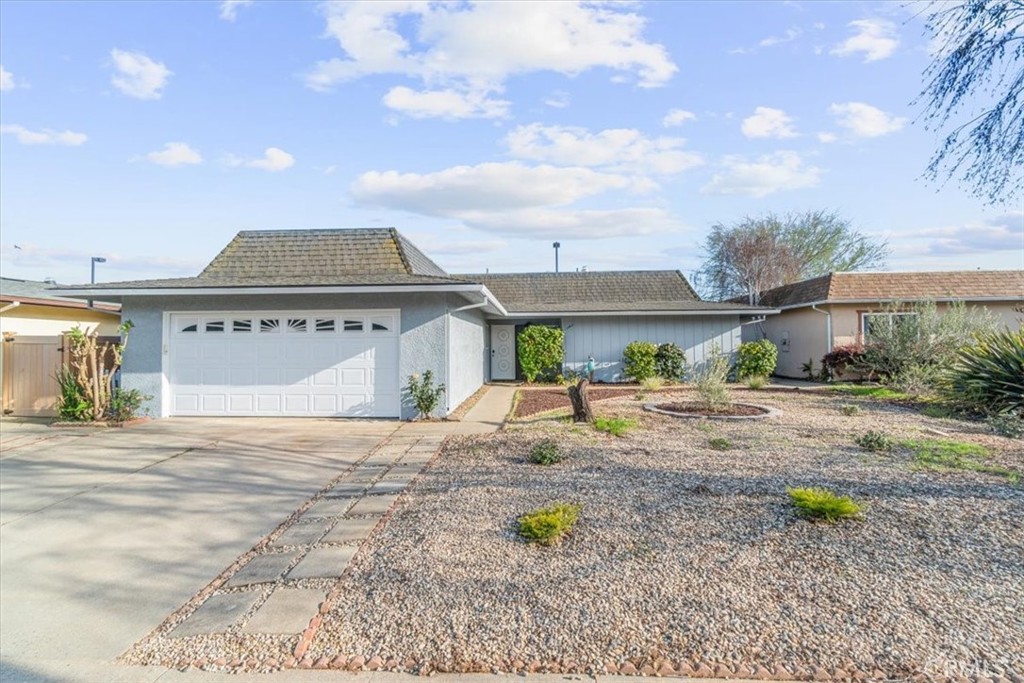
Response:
[[490, 325, 516, 380], [166, 310, 400, 417]]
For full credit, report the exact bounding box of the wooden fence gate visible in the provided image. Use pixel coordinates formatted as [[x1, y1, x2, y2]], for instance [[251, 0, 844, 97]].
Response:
[[1, 334, 121, 418], [1, 336, 64, 417]]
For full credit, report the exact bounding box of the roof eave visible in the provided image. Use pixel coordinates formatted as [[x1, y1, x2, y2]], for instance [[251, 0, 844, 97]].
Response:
[[775, 296, 1023, 310], [494, 308, 780, 317]]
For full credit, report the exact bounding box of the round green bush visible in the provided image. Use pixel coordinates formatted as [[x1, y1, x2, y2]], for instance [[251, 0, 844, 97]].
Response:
[[736, 339, 779, 379], [517, 325, 565, 382], [623, 341, 658, 381], [654, 342, 686, 381]]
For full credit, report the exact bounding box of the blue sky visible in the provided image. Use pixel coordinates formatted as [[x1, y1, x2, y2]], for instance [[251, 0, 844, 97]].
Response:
[[1, 0, 1021, 286]]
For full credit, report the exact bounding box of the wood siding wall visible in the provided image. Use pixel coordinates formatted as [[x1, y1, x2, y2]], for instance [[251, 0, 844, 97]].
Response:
[[562, 315, 742, 382]]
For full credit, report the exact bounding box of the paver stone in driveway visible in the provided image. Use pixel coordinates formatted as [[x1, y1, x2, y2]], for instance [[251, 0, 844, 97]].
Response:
[[368, 480, 410, 495], [347, 494, 399, 517], [272, 520, 332, 547], [304, 496, 357, 518], [226, 551, 299, 587], [321, 515, 381, 543], [286, 546, 357, 580], [171, 592, 262, 637], [242, 589, 324, 634]]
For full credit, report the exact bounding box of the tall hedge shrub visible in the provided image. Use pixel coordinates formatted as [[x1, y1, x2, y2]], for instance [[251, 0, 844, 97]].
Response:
[[517, 325, 564, 382], [654, 343, 686, 381], [736, 339, 779, 379], [623, 341, 658, 381]]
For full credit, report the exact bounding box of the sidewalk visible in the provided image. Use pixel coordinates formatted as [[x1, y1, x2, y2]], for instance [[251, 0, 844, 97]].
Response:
[[401, 385, 516, 435]]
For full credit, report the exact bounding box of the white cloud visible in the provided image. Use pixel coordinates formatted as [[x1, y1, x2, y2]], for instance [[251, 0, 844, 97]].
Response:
[[306, 2, 676, 119], [505, 123, 703, 175], [829, 102, 906, 137], [543, 90, 570, 109], [817, 132, 838, 143], [226, 147, 296, 172], [759, 26, 802, 48], [145, 142, 202, 167], [351, 162, 636, 213], [831, 19, 899, 62], [323, 165, 337, 175], [741, 106, 798, 139], [109, 49, 172, 100], [219, 0, 253, 21], [463, 207, 680, 239], [897, 213, 1024, 256], [662, 109, 696, 127], [701, 151, 822, 198], [349, 161, 675, 238], [0, 124, 87, 146], [382, 86, 509, 119], [1, 65, 16, 91]]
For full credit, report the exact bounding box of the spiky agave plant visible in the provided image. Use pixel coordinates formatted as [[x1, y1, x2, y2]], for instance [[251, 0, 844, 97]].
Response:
[[946, 329, 1024, 414]]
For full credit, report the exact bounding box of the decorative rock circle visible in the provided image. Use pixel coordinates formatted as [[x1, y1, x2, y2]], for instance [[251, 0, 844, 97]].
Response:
[[643, 401, 781, 420]]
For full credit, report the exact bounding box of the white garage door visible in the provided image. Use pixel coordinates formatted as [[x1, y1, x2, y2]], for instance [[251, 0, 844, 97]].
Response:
[[167, 310, 400, 417]]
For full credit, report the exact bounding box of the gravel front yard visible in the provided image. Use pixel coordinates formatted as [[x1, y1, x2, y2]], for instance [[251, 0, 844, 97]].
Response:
[[309, 390, 1023, 680]]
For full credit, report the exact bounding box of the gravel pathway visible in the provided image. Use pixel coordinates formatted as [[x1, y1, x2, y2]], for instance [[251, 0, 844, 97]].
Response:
[[305, 391, 1023, 680]]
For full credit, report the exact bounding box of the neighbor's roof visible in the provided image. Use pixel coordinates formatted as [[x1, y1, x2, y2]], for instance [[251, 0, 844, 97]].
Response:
[[60, 228, 468, 290], [460, 271, 773, 315], [757, 270, 1024, 309], [0, 277, 120, 312]]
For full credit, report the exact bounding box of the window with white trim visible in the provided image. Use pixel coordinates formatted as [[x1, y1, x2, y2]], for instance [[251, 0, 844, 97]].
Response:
[[232, 319, 253, 333], [205, 320, 225, 333], [862, 312, 919, 342]]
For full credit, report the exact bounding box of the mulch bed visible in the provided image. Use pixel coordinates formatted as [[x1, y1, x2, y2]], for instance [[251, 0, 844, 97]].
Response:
[[654, 401, 768, 417], [514, 387, 642, 418]]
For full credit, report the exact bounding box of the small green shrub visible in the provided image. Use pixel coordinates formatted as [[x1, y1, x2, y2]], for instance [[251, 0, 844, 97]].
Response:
[[55, 366, 91, 421], [944, 329, 1024, 414], [407, 370, 446, 418], [736, 339, 778, 379], [593, 416, 637, 437], [517, 325, 565, 383], [788, 487, 862, 522], [107, 387, 150, 422], [890, 363, 942, 398], [623, 341, 658, 382], [855, 430, 893, 452], [518, 502, 581, 545], [839, 404, 861, 416], [988, 410, 1024, 439], [694, 345, 731, 410], [745, 375, 768, 390], [528, 440, 564, 465], [654, 343, 686, 382], [708, 436, 731, 450]]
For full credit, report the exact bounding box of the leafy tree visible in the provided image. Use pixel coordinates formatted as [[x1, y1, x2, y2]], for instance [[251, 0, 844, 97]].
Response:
[[697, 211, 888, 303], [917, 0, 1024, 204]]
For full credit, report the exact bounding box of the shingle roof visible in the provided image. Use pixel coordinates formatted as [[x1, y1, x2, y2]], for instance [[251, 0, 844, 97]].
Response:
[[63, 228, 467, 289], [758, 270, 1024, 308], [460, 271, 771, 314], [199, 227, 449, 280]]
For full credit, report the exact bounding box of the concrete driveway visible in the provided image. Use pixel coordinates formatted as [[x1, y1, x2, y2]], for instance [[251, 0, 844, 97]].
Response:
[[0, 417, 400, 683]]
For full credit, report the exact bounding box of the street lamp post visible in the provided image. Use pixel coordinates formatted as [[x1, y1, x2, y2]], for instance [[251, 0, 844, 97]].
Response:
[[553, 242, 560, 273], [90, 256, 106, 284], [89, 256, 106, 308]]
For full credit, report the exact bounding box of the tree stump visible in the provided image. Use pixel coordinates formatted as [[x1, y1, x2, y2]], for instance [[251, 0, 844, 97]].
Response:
[[567, 379, 593, 423]]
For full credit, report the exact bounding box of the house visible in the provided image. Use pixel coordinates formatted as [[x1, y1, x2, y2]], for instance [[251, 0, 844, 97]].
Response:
[[60, 228, 774, 419], [745, 270, 1024, 378], [1, 277, 122, 416]]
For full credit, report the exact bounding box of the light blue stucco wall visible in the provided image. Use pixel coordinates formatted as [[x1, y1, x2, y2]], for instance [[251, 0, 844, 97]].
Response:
[[119, 292, 450, 420], [447, 305, 487, 411], [562, 315, 743, 382]]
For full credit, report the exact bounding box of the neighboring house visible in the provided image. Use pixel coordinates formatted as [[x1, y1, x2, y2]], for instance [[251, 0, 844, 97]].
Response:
[[61, 228, 774, 420], [744, 270, 1024, 379], [1, 277, 121, 416]]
